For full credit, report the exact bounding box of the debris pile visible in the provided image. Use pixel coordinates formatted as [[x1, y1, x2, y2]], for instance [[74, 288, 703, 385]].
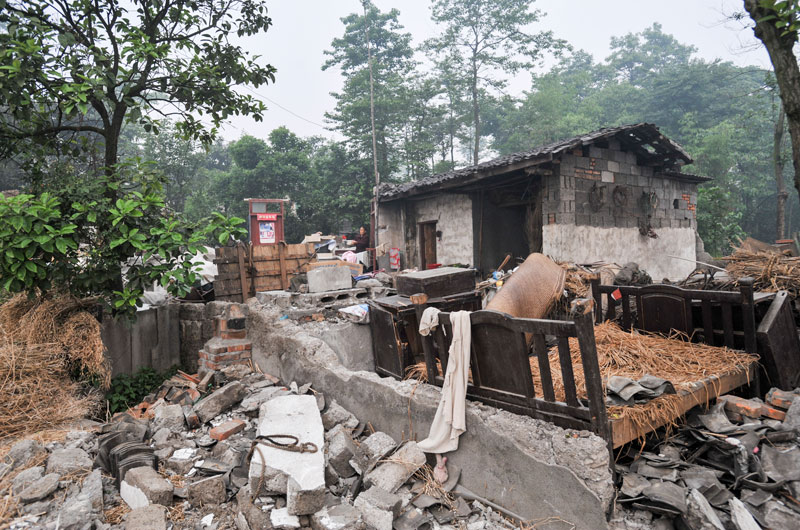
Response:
[[2, 364, 524, 529], [723, 247, 800, 297], [611, 387, 800, 530]]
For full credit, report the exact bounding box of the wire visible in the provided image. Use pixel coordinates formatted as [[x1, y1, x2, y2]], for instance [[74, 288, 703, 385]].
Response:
[[240, 86, 329, 130]]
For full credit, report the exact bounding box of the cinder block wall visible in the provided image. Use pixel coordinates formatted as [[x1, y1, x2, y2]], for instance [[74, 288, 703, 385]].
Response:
[[543, 141, 699, 280]]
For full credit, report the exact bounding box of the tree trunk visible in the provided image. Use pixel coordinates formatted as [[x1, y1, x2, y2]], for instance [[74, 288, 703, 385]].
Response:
[[775, 104, 788, 240], [745, 0, 800, 203], [471, 61, 479, 165]]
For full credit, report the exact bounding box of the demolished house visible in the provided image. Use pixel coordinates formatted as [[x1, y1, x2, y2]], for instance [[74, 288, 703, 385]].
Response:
[[379, 123, 708, 280]]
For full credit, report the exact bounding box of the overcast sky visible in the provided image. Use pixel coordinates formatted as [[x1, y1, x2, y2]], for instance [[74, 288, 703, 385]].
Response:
[[219, 0, 769, 142]]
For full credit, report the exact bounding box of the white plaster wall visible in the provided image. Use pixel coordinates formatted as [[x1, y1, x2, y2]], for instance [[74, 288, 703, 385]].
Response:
[[377, 202, 403, 250], [413, 193, 474, 266], [543, 224, 696, 280]]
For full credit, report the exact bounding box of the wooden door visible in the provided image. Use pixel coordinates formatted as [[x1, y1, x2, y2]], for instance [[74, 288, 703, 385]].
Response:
[[419, 222, 437, 269]]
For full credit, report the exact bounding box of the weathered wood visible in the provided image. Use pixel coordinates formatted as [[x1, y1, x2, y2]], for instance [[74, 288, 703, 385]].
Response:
[[236, 242, 248, 304], [571, 299, 610, 442], [368, 302, 404, 379], [395, 267, 475, 298], [278, 242, 288, 290], [756, 290, 800, 390], [533, 334, 555, 401], [214, 243, 313, 263], [610, 366, 754, 448]]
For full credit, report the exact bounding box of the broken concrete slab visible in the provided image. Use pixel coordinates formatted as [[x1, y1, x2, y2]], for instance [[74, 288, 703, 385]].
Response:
[[121, 466, 173, 507], [124, 504, 167, 530], [6, 439, 47, 466], [763, 499, 800, 528], [46, 448, 92, 475], [12, 466, 44, 495], [321, 400, 359, 431], [326, 424, 356, 478], [18, 473, 60, 503], [356, 486, 402, 516], [350, 431, 396, 475], [311, 503, 366, 530], [307, 267, 352, 293], [353, 495, 393, 530], [193, 380, 247, 423], [78, 469, 104, 512], [249, 394, 325, 515], [153, 403, 185, 431], [364, 442, 425, 493], [271, 507, 302, 529], [188, 474, 227, 506]]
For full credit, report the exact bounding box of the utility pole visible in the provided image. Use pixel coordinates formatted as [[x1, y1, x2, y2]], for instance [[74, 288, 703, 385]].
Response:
[[363, 0, 380, 248]]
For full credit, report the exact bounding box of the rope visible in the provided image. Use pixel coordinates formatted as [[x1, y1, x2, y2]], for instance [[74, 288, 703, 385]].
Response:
[[246, 434, 319, 502]]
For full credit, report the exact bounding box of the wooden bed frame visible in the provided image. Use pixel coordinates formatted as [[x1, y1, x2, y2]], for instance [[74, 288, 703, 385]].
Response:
[[407, 290, 759, 450]]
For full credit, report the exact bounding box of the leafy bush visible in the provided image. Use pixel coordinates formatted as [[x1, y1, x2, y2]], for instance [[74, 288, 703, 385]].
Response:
[[105, 366, 180, 414]]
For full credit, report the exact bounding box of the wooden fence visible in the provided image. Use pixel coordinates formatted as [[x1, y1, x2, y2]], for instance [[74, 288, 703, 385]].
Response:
[[214, 242, 315, 302]]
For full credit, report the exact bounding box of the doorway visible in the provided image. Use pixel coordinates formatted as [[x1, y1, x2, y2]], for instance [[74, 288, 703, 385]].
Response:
[[419, 221, 437, 269]]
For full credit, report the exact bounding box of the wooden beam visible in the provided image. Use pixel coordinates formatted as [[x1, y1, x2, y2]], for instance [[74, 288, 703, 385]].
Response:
[[278, 242, 288, 290], [236, 242, 248, 303]]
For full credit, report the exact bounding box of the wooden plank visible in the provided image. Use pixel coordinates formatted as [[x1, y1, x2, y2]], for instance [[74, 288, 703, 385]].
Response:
[[278, 243, 288, 289], [214, 243, 313, 263], [236, 243, 248, 303], [557, 336, 579, 407], [610, 366, 755, 448], [533, 334, 555, 401], [757, 291, 800, 390]]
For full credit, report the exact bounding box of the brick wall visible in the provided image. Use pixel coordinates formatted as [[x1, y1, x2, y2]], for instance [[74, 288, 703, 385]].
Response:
[[551, 144, 698, 231]]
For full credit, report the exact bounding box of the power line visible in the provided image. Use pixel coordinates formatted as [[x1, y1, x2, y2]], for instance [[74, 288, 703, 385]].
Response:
[[241, 86, 329, 130]]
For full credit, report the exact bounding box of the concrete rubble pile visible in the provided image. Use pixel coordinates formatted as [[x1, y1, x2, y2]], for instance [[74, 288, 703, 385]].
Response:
[[610, 388, 800, 530], [3, 364, 521, 530]]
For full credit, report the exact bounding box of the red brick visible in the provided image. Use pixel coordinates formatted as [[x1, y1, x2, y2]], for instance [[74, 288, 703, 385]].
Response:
[[210, 419, 246, 441], [186, 387, 201, 402], [719, 395, 786, 421], [766, 388, 800, 410], [220, 329, 246, 340]]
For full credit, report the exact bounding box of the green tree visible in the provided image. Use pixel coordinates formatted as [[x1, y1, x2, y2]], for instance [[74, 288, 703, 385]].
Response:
[[426, 0, 562, 165], [322, 1, 414, 180]]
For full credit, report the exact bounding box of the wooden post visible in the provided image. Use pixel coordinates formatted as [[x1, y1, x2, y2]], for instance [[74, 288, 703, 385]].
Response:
[[278, 241, 288, 290], [248, 242, 256, 298], [739, 277, 757, 353], [236, 242, 248, 303], [410, 292, 437, 383], [570, 298, 610, 444], [589, 274, 602, 324]]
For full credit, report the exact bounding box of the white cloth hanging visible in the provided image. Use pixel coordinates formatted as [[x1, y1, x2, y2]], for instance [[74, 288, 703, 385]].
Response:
[[417, 310, 471, 454]]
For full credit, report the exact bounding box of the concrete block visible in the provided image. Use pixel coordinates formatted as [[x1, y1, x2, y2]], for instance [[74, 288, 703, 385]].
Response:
[[188, 474, 226, 506], [326, 425, 356, 478], [322, 400, 359, 431], [311, 503, 366, 530], [249, 395, 325, 515], [354, 496, 393, 530], [153, 404, 185, 431], [46, 448, 92, 475], [121, 466, 173, 508], [308, 267, 352, 293], [356, 486, 402, 515], [193, 381, 246, 423], [351, 432, 396, 475], [124, 504, 167, 530], [271, 507, 301, 529], [18, 473, 60, 503], [364, 442, 425, 493]]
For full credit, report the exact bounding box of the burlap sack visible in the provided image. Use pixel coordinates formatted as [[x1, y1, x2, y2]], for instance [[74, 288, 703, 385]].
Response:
[[486, 253, 565, 319]]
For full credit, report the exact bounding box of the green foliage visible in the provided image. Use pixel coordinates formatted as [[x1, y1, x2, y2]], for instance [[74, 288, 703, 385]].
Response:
[[697, 186, 746, 256], [0, 165, 247, 315], [105, 365, 180, 414]]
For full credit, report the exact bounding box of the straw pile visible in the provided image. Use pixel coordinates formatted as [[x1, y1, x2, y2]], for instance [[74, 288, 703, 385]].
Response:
[[529, 321, 758, 437], [0, 292, 108, 443], [722, 247, 800, 297]]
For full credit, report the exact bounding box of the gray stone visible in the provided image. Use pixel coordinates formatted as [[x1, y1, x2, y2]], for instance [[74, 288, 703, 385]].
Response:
[[18, 473, 60, 503], [356, 486, 402, 516], [124, 504, 167, 530], [308, 267, 352, 293], [350, 432, 396, 475], [353, 496, 393, 530], [321, 400, 359, 431], [0, 462, 8, 479], [121, 466, 173, 507], [188, 474, 226, 506], [6, 439, 47, 466], [684, 488, 724, 530], [249, 395, 325, 515], [166, 456, 194, 475], [46, 448, 92, 475], [56, 498, 94, 529], [12, 466, 44, 495], [271, 507, 301, 529], [240, 386, 290, 412], [152, 427, 171, 447], [78, 469, 104, 512], [355, 279, 382, 288], [728, 497, 760, 530], [364, 442, 425, 493], [763, 499, 800, 528], [326, 425, 356, 478], [194, 381, 247, 423], [311, 503, 366, 530], [236, 485, 271, 530]]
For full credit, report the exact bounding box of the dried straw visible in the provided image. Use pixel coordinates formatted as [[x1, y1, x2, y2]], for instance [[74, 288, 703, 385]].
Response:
[[722, 247, 800, 296]]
